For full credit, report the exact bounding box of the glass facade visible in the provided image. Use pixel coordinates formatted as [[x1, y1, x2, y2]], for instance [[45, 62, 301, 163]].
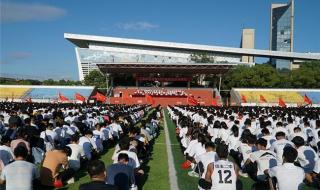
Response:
[[271, 1, 294, 70]]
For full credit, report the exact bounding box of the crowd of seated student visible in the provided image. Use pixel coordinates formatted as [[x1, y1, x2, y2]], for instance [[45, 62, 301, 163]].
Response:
[[132, 89, 187, 98], [168, 105, 320, 190], [0, 102, 161, 190]]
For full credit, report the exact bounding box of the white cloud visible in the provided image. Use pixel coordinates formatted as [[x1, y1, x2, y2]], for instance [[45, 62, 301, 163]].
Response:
[[116, 22, 159, 30], [8, 51, 32, 59], [1, 2, 66, 23]]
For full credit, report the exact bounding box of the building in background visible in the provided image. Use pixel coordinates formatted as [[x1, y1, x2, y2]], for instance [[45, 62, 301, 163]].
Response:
[[241, 29, 255, 63], [270, 0, 294, 70]]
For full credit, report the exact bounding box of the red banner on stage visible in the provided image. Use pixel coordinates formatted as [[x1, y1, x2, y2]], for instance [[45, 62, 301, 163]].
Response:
[[136, 77, 192, 82]]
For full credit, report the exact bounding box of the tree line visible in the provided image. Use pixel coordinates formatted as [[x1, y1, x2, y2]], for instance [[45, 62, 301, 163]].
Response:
[[221, 61, 320, 90], [1, 61, 319, 89]]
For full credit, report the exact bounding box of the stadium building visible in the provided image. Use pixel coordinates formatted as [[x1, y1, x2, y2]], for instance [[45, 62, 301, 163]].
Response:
[[65, 33, 319, 81], [64, 32, 320, 106]]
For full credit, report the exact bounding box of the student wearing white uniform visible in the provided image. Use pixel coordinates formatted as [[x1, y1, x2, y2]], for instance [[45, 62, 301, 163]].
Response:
[[200, 144, 239, 190], [270, 132, 293, 165], [244, 138, 277, 181], [292, 136, 318, 173], [265, 146, 305, 190]]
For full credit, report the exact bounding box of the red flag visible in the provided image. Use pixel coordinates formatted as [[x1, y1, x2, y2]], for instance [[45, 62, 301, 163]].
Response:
[[26, 97, 32, 103], [145, 94, 155, 104], [278, 98, 286, 107], [75, 93, 86, 102], [92, 92, 106, 102], [59, 92, 69, 102], [304, 94, 312, 105], [211, 98, 217, 106], [187, 95, 198, 105], [241, 94, 247, 103], [259, 95, 267, 103]]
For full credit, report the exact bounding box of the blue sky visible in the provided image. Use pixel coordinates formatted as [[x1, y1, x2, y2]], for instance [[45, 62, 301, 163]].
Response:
[[1, 0, 319, 80]]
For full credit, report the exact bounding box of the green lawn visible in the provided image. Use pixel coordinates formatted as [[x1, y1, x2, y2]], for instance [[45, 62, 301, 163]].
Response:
[[58, 109, 169, 190], [163, 109, 317, 190]]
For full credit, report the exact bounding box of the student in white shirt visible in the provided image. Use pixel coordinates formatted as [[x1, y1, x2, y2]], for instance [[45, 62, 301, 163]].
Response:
[[292, 136, 318, 173], [265, 146, 305, 190], [194, 142, 218, 178], [270, 132, 293, 165], [0, 136, 14, 166], [67, 134, 85, 171], [40, 123, 57, 151], [200, 143, 239, 190], [244, 138, 277, 181], [79, 130, 96, 160]]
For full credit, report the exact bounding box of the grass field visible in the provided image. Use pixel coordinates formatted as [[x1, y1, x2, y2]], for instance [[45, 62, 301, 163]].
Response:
[[56, 109, 169, 190], [163, 109, 317, 190]]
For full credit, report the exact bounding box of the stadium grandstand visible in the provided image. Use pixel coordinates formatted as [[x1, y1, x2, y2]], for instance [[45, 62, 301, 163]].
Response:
[[231, 88, 320, 106], [0, 85, 95, 102]]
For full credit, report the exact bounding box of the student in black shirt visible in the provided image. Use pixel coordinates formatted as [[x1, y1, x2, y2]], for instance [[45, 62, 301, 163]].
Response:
[[79, 160, 118, 190]]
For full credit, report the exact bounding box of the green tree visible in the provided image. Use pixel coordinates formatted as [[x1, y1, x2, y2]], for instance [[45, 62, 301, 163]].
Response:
[[83, 70, 107, 88]]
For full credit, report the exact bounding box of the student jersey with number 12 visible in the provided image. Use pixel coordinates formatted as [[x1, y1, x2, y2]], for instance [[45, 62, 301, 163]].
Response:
[[211, 160, 236, 190]]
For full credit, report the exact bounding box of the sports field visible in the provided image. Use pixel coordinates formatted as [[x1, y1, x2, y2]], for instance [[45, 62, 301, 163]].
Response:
[[56, 109, 316, 190]]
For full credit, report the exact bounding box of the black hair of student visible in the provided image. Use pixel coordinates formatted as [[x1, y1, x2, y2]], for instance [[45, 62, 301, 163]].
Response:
[[240, 129, 252, 143], [87, 160, 105, 177], [216, 144, 229, 159], [231, 125, 239, 137], [256, 138, 267, 147], [1, 135, 10, 144], [247, 134, 257, 145], [205, 141, 215, 150], [85, 130, 93, 136], [213, 120, 221, 129], [119, 137, 130, 150], [71, 134, 80, 142], [261, 128, 270, 135], [244, 118, 251, 126], [56, 145, 72, 157], [118, 153, 129, 162], [292, 136, 305, 147], [294, 127, 301, 132], [287, 117, 293, 123], [14, 145, 28, 159], [275, 131, 286, 138], [234, 120, 240, 125], [282, 146, 298, 163], [220, 122, 228, 130]]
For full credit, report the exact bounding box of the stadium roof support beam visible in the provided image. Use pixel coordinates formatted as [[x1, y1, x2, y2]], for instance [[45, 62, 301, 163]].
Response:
[[96, 62, 238, 74]]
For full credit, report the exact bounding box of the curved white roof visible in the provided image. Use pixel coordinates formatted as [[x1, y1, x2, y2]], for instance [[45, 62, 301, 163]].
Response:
[[64, 33, 320, 61]]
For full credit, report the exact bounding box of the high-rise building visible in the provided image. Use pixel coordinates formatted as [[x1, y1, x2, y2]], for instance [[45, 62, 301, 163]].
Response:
[[241, 29, 255, 63], [270, 0, 294, 70]]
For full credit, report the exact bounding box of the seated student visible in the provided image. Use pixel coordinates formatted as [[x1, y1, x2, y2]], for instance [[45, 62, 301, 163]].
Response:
[[107, 153, 136, 190], [40, 146, 75, 187], [0, 146, 39, 190], [292, 136, 318, 173], [270, 132, 293, 165], [243, 138, 277, 181], [200, 143, 241, 190], [67, 134, 85, 171], [0, 136, 14, 166], [305, 158, 320, 189], [192, 141, 218, 178], [79, 160, 118, 190], [265, 146, 305, 190], [79, 130, 97, 160]]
